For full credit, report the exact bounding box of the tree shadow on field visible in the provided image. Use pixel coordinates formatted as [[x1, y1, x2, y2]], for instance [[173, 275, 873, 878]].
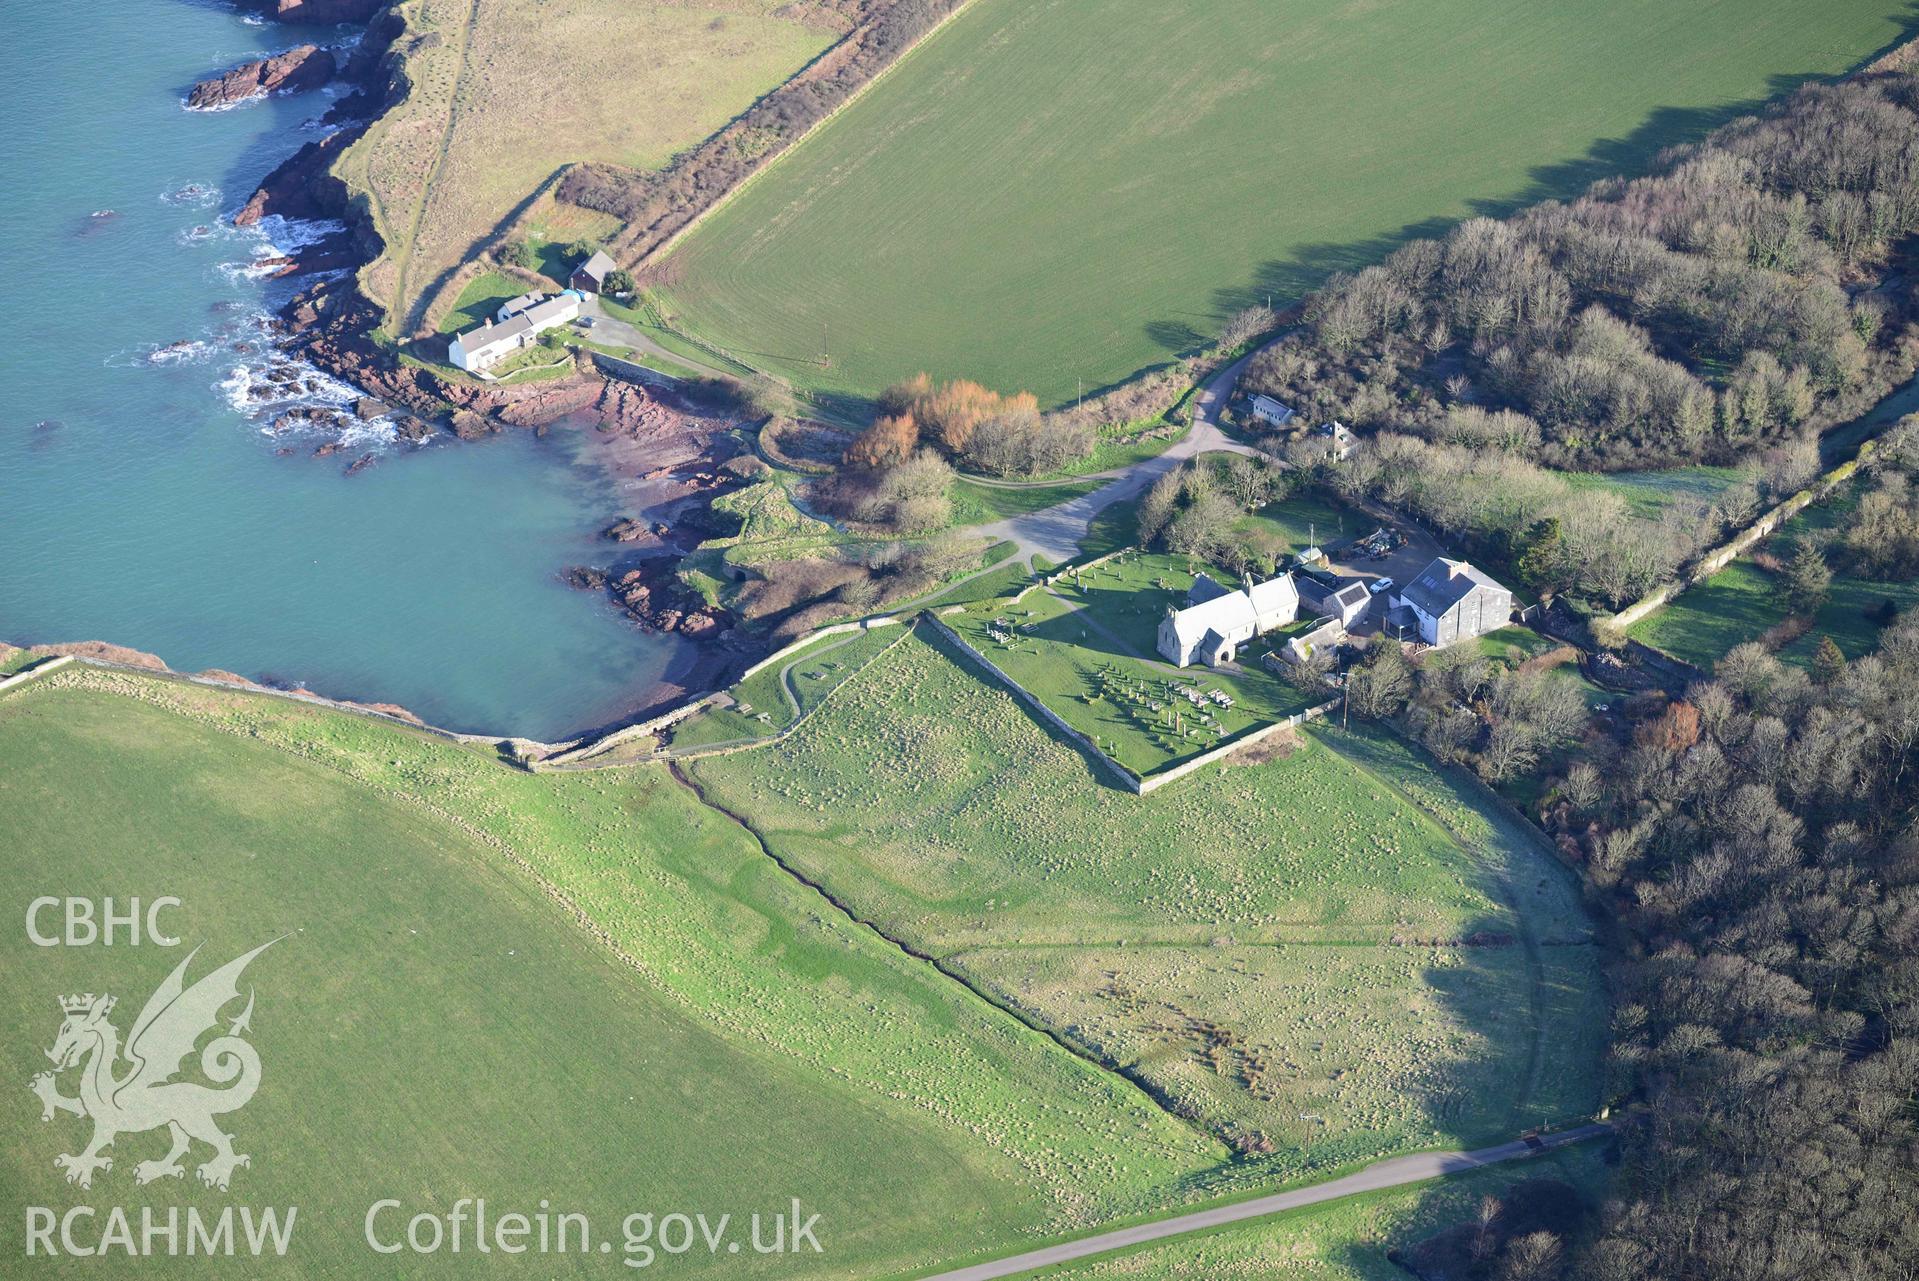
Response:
[[1188, 20, 1919, 343], [1122, 720, 1608, 1216]]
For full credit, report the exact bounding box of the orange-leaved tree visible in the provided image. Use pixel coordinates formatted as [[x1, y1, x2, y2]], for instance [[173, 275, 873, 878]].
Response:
[[844, 413, 919, 470]]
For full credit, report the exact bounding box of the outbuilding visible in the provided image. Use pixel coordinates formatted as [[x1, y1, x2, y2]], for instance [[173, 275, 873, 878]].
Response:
[[1249, 394, 1295, 428], [570, 250, 617, 294]]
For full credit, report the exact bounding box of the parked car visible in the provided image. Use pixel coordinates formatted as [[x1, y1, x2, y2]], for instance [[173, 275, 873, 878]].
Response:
[[1368, 577, 1395, 595]]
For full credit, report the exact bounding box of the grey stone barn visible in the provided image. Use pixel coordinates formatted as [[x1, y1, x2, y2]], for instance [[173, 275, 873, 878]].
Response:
[[1157, 573, 1299, 668], [1389, 558, 1512, 646]]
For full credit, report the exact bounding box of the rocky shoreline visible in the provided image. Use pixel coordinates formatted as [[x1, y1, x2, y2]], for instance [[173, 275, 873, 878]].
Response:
[[178, 0, 765, 720], [187, 43, 336, 110]]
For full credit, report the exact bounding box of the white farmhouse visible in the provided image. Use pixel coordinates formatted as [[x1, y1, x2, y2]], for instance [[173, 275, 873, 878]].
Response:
[[1157, 573, 1299, 668], [448, 292, 582, 373], [1389, 558, 1513, 646], [1249, 394, 1295, 428]]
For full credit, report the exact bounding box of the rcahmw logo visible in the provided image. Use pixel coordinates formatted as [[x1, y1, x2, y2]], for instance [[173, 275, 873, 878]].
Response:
[[23, 939, 299, 1260]]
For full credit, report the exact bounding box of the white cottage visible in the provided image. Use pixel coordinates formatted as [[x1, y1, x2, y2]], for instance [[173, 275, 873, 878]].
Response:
[[448, 292, 582, 372], [1157, 574, 1299, 668], [1249, 394, 1295, 427]]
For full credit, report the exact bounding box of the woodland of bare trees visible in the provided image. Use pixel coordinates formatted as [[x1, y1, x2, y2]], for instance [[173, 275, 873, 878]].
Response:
[[1135, 453, 1295, 574], [1337, 613, 1919, 1279], [1245, 75, 1919, 471], [1559, 624, 1919, 1280]]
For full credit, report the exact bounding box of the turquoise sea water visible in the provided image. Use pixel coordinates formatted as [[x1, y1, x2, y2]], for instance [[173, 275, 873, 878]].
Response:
[[0, 0, 685, 740]]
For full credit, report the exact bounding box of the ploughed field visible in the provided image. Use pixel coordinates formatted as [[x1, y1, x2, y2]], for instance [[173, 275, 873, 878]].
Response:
[[336, 0, 840, 333], [0, 668, 1226, 1277], [688, 633, 1606, 1180], [652, 0, 1907, 406]]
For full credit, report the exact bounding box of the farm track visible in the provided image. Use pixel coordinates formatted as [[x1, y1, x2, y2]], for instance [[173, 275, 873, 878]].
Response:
[[978, 348, 1260, 563], [917, 1123, 1614, 1281], [667, 756, 1229, 1152]]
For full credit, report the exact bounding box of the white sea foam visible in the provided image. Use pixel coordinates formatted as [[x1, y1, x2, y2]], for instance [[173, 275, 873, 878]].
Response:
[[159, 181, 222, 209], [213, 310, 401, 454], [177, 222, 233, 247], [182, 92, 262, 114], [145, 339, 216, 366], [217, 255, 284, 284], [250, 214, 347, 254]]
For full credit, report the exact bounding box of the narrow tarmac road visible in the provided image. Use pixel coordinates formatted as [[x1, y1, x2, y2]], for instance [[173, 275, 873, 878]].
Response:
[[978, 349, 1261, 563], [918, 1124, 1611, 1281]]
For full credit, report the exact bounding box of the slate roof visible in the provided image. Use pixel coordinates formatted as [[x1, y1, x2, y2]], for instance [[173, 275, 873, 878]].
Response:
[[455, 312, 533, 357], [1167, 574, 1296, 649], [1167, 591, 1256, 648], [1247, 574, 1299, 619], [574, 250, 616, 284], [518, 295, 577, 328], [497, 291, 546, 319], [1250, 394, 1295, 423], [1401, 558, 1506, 618], [1187, 572, 1232, 606]]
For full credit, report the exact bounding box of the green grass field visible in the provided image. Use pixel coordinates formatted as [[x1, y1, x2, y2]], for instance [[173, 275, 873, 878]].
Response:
[[688, 634, 1603, 1178], [1235, 490, 1363, 554], [951, 477, 1108, 527], [1628, 561, 1783, 669], [669, 622, 912, 749], [438, 270, 526, 334], [1627, 483, 1919, 670], [1564, 465, 1746, 520], [336, 0, 840, 332], [654, 0, 1906, 406], [0, 668, 1229, 1276]]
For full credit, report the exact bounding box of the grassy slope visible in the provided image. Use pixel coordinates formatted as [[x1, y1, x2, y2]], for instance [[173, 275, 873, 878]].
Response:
[[951, 477, 1108, 526], [438, 269, 525, 333], [1628, 559, 1784, 669], [689, 635, 1603, 1181], [656, 0, 1905, 405], [0, 669, 1222, 1276], [336, 0, 838, 330]]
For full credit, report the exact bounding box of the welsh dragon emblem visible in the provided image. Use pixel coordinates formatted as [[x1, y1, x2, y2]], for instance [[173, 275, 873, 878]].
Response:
[[29, 940, 278, 1191]]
